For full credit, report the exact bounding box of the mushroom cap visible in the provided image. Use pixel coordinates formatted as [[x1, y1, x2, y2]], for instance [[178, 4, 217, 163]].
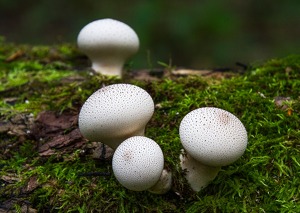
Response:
[[77, 18, 139, 59], [112, 136, 164, 191], [78, 84, 154, 149], [179, 107, 248, 167]]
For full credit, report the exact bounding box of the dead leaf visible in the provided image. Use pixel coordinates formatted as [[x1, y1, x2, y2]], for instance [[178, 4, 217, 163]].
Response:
[[23, 176, 40, 193], [31, 111, 78, 140], [274, 97, 292, 110], [1, 173, 20, 183], [172, 69, 212, 76], [5, 50, 24, 62]]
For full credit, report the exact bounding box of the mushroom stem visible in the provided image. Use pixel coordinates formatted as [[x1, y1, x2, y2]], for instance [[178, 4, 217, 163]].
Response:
[[180, 150, 220, 192], [90, 56, 125, 76], [148, 169, 172, 194], [103, 127, 146, 150]]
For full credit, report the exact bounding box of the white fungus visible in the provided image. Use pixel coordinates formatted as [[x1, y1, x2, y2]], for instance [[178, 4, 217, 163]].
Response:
[[179, 151, 220, 191], [78, 84, 154, 149], [77, 18, 139, 77], [180, 107, 248, 167], [112, 136, 164, 191], [179, 107, 248, 191]]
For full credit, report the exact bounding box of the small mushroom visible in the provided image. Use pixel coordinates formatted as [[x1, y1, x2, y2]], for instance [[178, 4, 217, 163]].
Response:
[[78, 84, 154, 149], [112, 136, 172, 194], [148, 168, 172, 194], [77, 18, 139, 77], [179, 107, 248, 191]]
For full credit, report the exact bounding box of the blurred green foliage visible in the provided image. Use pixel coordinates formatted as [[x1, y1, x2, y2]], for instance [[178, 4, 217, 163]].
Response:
[[1, 0, 300, 68]]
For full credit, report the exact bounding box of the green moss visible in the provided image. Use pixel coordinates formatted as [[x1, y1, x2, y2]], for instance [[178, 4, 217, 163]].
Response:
[[0, 40, 300, 212]]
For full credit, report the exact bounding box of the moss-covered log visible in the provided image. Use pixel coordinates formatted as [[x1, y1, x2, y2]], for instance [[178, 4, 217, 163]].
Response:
[[1, 39, 300, 212]]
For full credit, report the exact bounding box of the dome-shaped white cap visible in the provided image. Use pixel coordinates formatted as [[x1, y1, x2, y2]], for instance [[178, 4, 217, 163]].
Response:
[[112, 136, 164, 191], [179, 107, 248, 167], [77, 18, 139, 59], [78, 84, 154, 149]]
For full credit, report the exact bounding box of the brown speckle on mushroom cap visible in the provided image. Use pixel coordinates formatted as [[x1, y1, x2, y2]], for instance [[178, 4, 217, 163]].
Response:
[[112, 136, 164, 191], [179, 107, 248, 167]]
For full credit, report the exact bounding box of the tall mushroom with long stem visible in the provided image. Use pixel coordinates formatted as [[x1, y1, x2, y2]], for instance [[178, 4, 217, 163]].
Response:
[[78, 84, 154, 150], [179, 107, 248, 191], [77, 18, 139, 77]]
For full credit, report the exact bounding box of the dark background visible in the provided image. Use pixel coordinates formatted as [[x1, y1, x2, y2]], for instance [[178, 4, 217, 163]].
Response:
[[1, 0, 299, 69]]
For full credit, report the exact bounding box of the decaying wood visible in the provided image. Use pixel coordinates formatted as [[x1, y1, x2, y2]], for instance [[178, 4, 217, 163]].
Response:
[[0, 110, 113, 159], [30, 111, 87, 157], [30, 111, 113, 159], [37, 128, 85, 156]]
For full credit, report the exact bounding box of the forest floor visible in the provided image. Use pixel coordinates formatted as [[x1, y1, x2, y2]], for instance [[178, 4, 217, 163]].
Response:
[[0, 39, 300, 212]]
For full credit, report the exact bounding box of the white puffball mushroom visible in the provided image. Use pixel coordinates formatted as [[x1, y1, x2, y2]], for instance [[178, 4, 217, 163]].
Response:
[[179, 107, 248, 191], [180, 107, 248, 166], [112, 136, 167, 192], [78, 84, 154, 149], [77, 18, 139, 77]]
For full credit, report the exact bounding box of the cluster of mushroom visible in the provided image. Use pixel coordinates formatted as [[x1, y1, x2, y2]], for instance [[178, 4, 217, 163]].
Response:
[[78, 82, 248, 193], [77, 18, 248, 193], [78, 84, 172, 194]]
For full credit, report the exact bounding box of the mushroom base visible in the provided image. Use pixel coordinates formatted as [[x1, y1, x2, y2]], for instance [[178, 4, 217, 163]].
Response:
[[101, 127, 146, 150], [91, 57, 124, 77], [148, 169, 172, 194], [180, 150, 220, 192]]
